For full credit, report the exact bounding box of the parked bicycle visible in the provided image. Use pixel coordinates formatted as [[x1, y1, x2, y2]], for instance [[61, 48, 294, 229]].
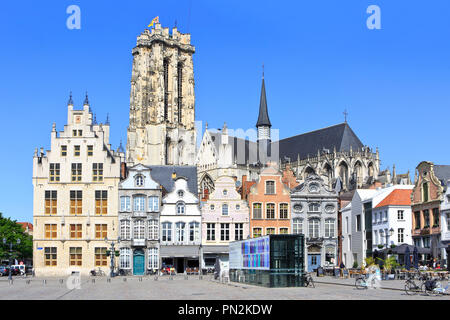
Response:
[[422, 278, 449, 296], [404, 273, 428, 295], [90, 267, 106, 276]]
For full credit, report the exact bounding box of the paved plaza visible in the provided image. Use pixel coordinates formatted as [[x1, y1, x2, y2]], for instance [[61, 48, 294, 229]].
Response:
[[0, 275, 448, 300]]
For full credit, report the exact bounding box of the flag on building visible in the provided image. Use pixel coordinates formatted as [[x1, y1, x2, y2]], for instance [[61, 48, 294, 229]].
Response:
[[148, 16, 159, 28]]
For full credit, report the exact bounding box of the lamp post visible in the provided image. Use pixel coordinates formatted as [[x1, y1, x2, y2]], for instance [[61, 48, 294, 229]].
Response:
[[2, 238, 21, 281], [105, 237, 120, 278], [382, 228, 395, 250]]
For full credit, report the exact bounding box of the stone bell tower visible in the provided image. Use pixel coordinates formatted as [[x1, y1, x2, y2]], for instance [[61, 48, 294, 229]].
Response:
[[126, 22, 196, 166]]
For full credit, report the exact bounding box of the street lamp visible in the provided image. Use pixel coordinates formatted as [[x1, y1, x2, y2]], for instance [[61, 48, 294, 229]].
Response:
[[105, 237, 120, 277], [2, 238, 21, 281], [382, 228, 395, 249]]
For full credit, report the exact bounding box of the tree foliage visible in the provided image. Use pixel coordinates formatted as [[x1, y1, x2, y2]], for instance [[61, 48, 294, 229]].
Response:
[[0, 212, 33, 262]]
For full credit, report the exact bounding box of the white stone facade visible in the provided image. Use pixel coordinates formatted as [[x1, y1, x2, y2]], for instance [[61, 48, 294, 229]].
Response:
[[32, 98, 123, 276]]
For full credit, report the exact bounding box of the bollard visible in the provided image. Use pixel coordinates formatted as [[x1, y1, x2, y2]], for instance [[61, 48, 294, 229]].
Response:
[[123, 278, 127, 282], [184, 275, 188, 280], [9, 279, 13, 285], [26, 280, 31, 284], [92, 279, 95, 283], [154, 276, 158, 281], [107, 278, 111, 283], [199, 275, 203, 280], [59, 279, 64, 284], [169, 275, 173, 280], [43, 279, 47, 285], [139, 277, 142, 282]]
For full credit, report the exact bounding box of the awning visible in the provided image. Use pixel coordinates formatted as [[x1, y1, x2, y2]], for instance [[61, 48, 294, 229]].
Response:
[[438, 240, 450, 249], [160, 245, 200, 257], [202, 246, 229, 254]]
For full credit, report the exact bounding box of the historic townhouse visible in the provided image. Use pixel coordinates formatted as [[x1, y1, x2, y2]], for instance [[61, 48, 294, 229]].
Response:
[[248, 165, 291, 238], [290, 174, 338, 272], [411, 161, 450, 263], [201, 176, 250, 269], [118, 164, 161, 275], [371, 188, 414, 251], [32, 95, 123, 276], [157, 166, 201, 273], [440, 179, 450, 266]]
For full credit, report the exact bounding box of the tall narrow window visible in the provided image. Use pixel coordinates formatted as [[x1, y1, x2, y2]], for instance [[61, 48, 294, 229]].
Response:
[[71, 163, 82, 181], [95, 248, 107, 266], [398, 228, 404, 243], [177, 63, 183, 123], [309, 219, 320, 238], [70, 190, 82, 215], [293, 218, 303, 234], [87, 145, 93, 156], [93, 163, 103, 182], [265, 181, 275, 194], [220, 223, 230, 241], [207, 223, 215, 241], [266, 203, 275, 219], [134, 195, 145, 212], [163, 59, 169, 121], [61, 145, 67, 157], [120, 196, 131, 212], [423, 182, 429, 202], [253, 203, 262, 219], [74, 145, 80, 157], [222, 204, 229, 216], [325, 219, 335, 238], [148, 248, 159, 270], [279, 203, 289, 219], [44, 247, 57, 266], [120, 248, 131, 269], [45, 191, 57, 215], [423, 210, 430, 227], [95, 190, 108, 215], [148, 219, 159, 240], [414, 211, 421, 229], [175, 222, 185, 242], [189, 222, 200, 242], [432, 208, 440, 227], [134, 220, 145, 239], [120, 220, 130, 240], [162, 222, 172, 242], [49, 163, 60, 182], [235, 223, 243, 240], [148, 196, 159, 212]]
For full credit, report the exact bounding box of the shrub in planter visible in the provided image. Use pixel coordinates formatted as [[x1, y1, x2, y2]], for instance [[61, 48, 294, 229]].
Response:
[[352, 261, 358, 269]]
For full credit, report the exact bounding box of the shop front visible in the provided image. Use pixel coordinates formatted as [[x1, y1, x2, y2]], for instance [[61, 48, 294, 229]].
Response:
[[160, 245, 201, 274]]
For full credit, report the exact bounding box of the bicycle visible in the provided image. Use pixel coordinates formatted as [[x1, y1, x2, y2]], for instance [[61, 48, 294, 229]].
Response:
[[303, 273, 315, 288], [90, 267, 106, 276], [404, 273, 428, 295], [355, 274, 377, 290], [422, 278, 449, 296]]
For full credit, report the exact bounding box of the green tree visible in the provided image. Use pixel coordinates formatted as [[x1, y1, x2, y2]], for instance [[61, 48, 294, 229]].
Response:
[[0, 213, 33, 262]]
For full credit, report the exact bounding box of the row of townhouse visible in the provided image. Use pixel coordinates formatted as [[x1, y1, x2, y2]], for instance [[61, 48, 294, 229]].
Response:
[[340, 161, 450, 269], [32, 100, 340, 276]]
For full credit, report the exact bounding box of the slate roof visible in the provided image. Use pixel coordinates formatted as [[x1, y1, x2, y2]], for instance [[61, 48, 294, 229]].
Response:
[[277, 123, 365, 162], [147, 165, 198, 195], [434, 165, 450, 188], [256, 78, 271, 127]]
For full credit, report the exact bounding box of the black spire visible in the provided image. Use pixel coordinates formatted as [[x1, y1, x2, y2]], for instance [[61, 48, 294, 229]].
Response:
[[68, 91, 74, 105], [256, 75, 271, 128], [83, 92, 89, 105]]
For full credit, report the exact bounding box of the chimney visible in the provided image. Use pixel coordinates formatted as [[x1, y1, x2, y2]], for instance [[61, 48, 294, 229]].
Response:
[[241, 175, 247, 199], [120, 162, 127, 180]]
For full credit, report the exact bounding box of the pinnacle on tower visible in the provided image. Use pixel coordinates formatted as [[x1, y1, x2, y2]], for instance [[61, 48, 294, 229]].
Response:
[[106, 113, 110, 125], [83, 92, 89, 106], [68, 91, 74, 105]]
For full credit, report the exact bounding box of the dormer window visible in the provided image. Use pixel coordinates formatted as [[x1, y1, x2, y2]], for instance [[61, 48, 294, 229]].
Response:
[[135, 175, 144, 187]]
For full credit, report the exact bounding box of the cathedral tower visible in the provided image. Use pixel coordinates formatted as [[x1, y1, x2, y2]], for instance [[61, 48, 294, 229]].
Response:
[[126, 23, 196, 166]]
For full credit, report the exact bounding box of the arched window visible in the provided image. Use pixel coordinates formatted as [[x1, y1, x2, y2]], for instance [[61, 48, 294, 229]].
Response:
[[339, 162, 349, 187], [134, 220, 145, 239], [176, 202, 186, 214], [135, 175, 144, 187]]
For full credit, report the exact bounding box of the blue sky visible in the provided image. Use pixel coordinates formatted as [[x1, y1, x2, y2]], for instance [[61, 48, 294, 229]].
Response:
[[1, 0, 450, 221]]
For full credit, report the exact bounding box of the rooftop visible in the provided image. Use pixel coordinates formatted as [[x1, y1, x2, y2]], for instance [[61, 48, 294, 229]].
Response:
[[375, 189, 412, 208]]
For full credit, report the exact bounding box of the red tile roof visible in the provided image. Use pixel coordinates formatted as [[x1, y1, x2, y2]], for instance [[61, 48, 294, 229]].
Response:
[[17, 222, 33, 231], [375, 189, 412, 208]]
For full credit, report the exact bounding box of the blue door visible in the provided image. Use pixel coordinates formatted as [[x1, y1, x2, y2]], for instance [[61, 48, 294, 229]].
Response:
[[308, 254, 321, 272], [133, 250, 145, 275]]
